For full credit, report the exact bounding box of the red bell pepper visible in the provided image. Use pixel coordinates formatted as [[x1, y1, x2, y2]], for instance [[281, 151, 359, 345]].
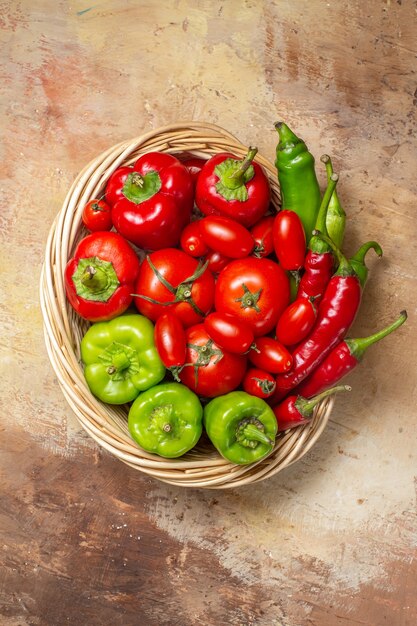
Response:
[[195, 147, 270, 227], [65, 231, 141, 322], [110, 152, 194, 251]]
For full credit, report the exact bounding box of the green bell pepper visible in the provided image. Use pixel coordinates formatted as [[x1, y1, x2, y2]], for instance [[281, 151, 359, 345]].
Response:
[[204, 391, 277, 465], [128, 383, 203, 458], [80, 313, 165, 404]]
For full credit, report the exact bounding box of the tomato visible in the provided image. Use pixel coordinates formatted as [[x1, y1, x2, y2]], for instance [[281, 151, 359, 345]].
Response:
[[205, 249, 231, 274], [214, 257, 290, 336], [105, 166, 134, 207], [272, 210, 306, 271], [179, 324, 247, 397], [204, 312, 254, 354], [250, 215, 275, 258], [134, 248, 215, 328], [243, 368, 276, 399], [249, 337, 293, 374], [276, 298, 317, 346], [198, 216, 254, 259], [183, 157, 206, 187], [154, 312, 186, 376], [180, 221, 209, 257], [81, 199, 113, 232]]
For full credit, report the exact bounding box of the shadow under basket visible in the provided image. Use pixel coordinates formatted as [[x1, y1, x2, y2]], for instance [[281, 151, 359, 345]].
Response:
[[39, 121, 334, 489]]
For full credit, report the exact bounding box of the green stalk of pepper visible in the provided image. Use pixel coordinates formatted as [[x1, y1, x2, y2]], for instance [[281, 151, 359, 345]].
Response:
[[128, 382, 203, 458], [274, 121, 321, 242], [321, 154, 346, 249], [204, 391, 277, 465], [80, 313, 166, 404]]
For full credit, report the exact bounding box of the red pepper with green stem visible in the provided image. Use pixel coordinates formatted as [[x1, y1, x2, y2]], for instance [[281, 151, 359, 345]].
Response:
[[297, 172, 339, 305], [274, 385, 351, 431], [272, 232, 382, 402], [295, 310, 407, 398]]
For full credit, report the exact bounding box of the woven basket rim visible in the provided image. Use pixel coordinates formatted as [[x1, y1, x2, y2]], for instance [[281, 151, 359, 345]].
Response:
[[40, 120, 334, 489]]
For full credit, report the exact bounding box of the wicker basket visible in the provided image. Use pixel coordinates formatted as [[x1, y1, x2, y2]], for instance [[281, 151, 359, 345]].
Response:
[[40, 121, 334, 489]]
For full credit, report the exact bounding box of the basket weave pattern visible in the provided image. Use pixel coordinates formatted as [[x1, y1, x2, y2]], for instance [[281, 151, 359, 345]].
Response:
[[40, 122, 334, 488]]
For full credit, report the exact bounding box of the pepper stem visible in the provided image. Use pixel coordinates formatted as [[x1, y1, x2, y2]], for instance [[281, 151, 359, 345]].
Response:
[[107, 351, 131, 375], [151, 404, 174, 434], [296, 385, 351, 417], [230, 146, 258, 179], [346, 311, 407, 361], [315, 173, 339, 233], [351, 240, 383, 263], [81, 265, 109, 292], [242, 423, 274, 446]]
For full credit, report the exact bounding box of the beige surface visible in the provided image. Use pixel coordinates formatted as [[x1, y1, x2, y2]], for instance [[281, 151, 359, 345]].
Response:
[[1, 1, 416, 624]]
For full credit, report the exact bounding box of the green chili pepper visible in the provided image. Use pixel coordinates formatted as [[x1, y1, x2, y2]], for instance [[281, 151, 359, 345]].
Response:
[[321, 154, 346, 249], [274, 121, 321, 242], [80, 313, 165, 404], [128, 383, 203, 458], [204, 391, 277, 465]]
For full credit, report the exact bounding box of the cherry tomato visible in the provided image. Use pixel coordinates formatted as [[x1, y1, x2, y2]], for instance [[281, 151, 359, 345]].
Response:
[[105, 166, 134, 207], [204, 312, 254, 354], [249, 337, 293, 374], [276, 298, 317, 346], [243, 368, 276, 399], [81, 199, 113, 232], [205, 249, 231, 274], [214, 257, 290, 337], [134, 248, 215, 328], [180, 221, 209, 257], [179, 324, 247, 397], [199, 216, 254, 259], [183, 157, 206, 187], [250, 215, 275, 258], [154, 312, 186, 377], [272, 210, 306, 271]]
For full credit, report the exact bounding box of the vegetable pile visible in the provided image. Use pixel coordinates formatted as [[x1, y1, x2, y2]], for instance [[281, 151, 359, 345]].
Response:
[[66, 122, 407, 465]]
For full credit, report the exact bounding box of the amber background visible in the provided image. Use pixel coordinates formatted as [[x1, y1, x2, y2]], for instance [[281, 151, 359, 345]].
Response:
[[1, 1, 416, 625]]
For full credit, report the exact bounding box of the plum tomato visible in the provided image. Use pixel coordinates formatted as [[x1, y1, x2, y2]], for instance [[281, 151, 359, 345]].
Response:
[[243, 368, 276, 399], [198, 215, 254, 259], [204, 312, 254, 354], [248, 337, 293, 374], [276, 298, 317, 346], [250, 215, 275, 258], [180, 221, 209, 257], [272, 210, 306, 271]]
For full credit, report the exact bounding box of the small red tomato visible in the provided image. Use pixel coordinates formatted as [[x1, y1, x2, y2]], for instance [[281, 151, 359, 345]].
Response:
[[183, 157, 206, 187], [250, 215, 275, 258], [249, 337, 293, 374], [154, 312, 186, 378], [179, 324, 247, 397], [199, 215, 254, 259], [273, 210, 306, 270], [180, 221, 209, 257], [205, 249, 231, 274], [105, 166, 134, 207], [82, 199, 113, 232], [243, 368, 276, 399], [204, 312, 254, 354], [276, 298, 317, 346]]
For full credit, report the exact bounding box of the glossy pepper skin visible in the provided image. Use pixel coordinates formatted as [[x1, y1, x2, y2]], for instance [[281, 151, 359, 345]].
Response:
[[128, 383, 203, 458], [274, 122, 321, 242], [65, 231, 141, 322], [111, 152, 194, 251], [321, 154, 346, 249], [195, 147, 271, 227], [297, 172, 339, 305], [274, 385, 351, 431], [204, 391, 277, 465], [273, 233, 381, 402], [296, 311, 407, 398], [80, 314, 166, 404]]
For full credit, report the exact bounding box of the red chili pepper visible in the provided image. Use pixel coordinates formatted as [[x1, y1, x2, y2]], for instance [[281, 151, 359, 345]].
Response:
[[276, 297, 317, 346], [111, 152, 194, 251], [180, 221, 209, 257], [296, 311, 407, 398], [243, 368, 276, 399], [182, 157, 206, 188], [273, 233, 382, 401], [274, 385, 351, 431], [297, 173, 339, 304], [204, 312, 255, 354], [250, 215, 275, 258], [154, 312, 187, 381], [198, 215, 255, 259], [195, 147, 271, 227], [64, 231, 141, 322], [272, 210, 306, 271], [249, 336, 293, 374]]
